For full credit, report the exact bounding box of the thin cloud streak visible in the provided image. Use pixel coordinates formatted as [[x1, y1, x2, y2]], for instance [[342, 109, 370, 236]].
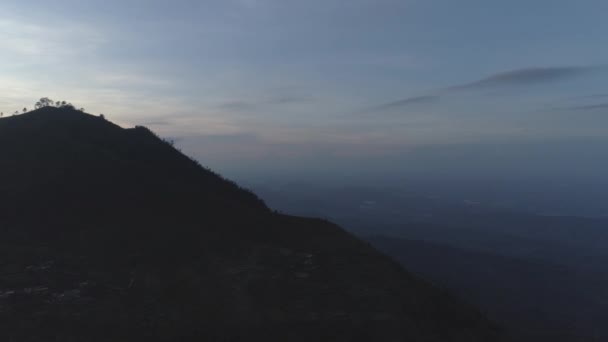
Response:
[[578, 93, 608, 99], [450, 66, 596, 90], [373, 95, 440, 111], [372, 66, 601, 113], [567, 103, 608, 111], [216, 95, 313, 112]]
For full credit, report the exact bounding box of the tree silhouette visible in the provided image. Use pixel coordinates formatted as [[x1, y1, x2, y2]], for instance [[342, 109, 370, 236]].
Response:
[[22, 108, 27, 113], [35, 97, 54, 109]]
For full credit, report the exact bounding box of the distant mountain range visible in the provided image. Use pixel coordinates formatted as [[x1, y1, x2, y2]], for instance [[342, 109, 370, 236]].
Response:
[[252, 183, 608, 341], [0, 107, 501, 341]]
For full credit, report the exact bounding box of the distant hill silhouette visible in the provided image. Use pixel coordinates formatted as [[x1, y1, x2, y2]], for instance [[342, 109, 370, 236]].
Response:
[[0, 107, 502, 341]]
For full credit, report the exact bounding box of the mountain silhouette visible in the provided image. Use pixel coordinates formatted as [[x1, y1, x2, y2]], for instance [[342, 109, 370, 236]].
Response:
[[0, 107, 502, 341]]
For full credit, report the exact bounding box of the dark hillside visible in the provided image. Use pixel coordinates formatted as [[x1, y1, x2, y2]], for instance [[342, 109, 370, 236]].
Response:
[[368, 236, 608, 342], [0, 107, 502, 341], [0, 107, 266, 224]]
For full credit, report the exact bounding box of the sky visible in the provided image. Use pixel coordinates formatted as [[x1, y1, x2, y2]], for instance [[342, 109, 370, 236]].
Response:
[[1, 0, 608, 184]]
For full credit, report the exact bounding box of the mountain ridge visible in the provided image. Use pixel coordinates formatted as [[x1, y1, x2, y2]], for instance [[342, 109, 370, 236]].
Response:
[[0, 107, 502, 341]]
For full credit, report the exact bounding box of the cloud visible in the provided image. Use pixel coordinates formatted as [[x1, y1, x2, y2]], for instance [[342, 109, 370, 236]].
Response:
[[577, 93, 608, 99], [567, 103, 608, 111], [451, 66, 596, 90], [267, 95, 310, 105], [218, 101, 256, 111], [373, 95, 439, 111], [141, 120, 172, 126], [372, 66, 600, 113], [0, 18, 105, 63], [217, 94, 312, 112], [89, 71, 174, 89]]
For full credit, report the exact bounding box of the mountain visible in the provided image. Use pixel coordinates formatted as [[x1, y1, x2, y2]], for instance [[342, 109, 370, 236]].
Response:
[[0, 107, 501, 341], [250, 183, 608, 341], [367, 236, 608, 342]]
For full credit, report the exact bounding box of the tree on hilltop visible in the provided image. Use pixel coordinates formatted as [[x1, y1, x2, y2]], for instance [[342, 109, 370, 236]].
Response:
[[35, 97, 54, 109], [33, 98, 80, 111]]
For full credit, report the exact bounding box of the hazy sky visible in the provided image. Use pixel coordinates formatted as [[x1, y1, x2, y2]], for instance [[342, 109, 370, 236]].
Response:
[[1, 0, 607, 183]]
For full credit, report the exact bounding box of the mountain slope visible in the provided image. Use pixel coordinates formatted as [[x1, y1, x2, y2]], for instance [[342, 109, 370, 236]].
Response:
[[368, 236, 608, 342], [0, 107, 501, 341]]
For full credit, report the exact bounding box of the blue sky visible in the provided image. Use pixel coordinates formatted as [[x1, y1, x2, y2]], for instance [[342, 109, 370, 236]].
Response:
[[1, 0, 607, 182]]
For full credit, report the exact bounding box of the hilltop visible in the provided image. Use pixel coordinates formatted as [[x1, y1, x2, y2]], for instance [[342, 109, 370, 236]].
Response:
[[0, 106, 502, 341]]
